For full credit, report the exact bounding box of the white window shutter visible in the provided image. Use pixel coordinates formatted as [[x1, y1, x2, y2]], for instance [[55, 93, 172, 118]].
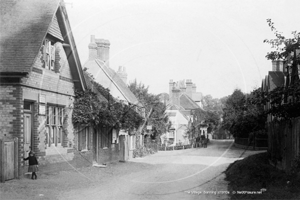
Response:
[[51, 46, 55, 61]]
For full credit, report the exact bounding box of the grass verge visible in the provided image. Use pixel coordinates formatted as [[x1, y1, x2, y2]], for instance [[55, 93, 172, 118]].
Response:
[[225, 152, 300, 199]]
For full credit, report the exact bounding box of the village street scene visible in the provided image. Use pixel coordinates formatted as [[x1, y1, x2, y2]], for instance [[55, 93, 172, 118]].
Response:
[[0, 0, 300, 200]]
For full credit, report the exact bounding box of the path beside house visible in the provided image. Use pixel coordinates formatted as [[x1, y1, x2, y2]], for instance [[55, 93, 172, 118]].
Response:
[[0, 140, 265, 200]]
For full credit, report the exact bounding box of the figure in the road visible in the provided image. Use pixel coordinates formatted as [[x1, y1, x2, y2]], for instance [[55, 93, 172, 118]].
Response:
[[24, 151, 39, 180], [201, 134, 207, 148], [196, 135, 200, 148]]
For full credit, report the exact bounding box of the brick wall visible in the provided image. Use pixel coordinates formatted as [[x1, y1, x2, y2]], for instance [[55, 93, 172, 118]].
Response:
[[21, 41, 75, 96], [0, 84, 23, 173], [18, 40, 81, 171]]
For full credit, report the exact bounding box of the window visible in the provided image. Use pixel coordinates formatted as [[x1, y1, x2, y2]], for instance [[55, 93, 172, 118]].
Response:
[[168, 131, 174, 138], [112, 129, 119, 144], [46, 105, 64, 146], [24, 101, 32, 111], [43, 39, 55, 70], [78, 126, 90, 151]]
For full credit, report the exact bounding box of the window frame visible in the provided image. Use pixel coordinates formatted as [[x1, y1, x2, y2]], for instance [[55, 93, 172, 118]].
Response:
[[43, 39, 55, 71], [46, 105, 64, 147]]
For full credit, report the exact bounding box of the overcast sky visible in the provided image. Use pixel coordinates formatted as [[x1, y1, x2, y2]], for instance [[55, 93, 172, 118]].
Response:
[[66, 0, 300, 98]]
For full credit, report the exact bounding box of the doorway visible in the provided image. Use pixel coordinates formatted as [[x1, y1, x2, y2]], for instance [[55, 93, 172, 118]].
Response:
[[23, 101, 33, 160]]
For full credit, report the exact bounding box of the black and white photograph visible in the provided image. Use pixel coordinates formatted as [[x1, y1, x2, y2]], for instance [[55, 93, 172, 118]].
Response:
[[1, 0, 300, 199]]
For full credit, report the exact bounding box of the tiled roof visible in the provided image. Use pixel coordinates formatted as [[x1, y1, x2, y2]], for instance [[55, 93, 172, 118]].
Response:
[[166, 112, 176, 117], [166, 104, 183, 110], [179, 110, 191, 118], [83, 72, 108, 102], [268, 71, 285, 91], [180, 94, 201, 110], [84, 59, 139, 105], [48, 15, 64, 41], [178, 110, 190, 120], [192, 92, 203, 102], [0, 0, 60, 73]]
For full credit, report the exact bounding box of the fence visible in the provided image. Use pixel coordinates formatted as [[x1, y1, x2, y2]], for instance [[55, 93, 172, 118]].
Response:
[[234, 136, 268, 150], [0, 137, 19, 183], [158, 144, 192, 151], [268, 117, 300, 172]]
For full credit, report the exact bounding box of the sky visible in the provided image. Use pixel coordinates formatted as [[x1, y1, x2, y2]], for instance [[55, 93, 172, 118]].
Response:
[[66, 0, 300, 99]]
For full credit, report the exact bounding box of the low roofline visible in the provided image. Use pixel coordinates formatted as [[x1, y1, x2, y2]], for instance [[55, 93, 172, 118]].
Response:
[[94, 59, 138, 105]]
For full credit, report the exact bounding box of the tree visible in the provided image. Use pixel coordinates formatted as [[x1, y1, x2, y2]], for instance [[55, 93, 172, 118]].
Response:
[[128, 80, 168, 138], [202, 94, 224, 127], [221, 88, 266, 138], [263, 19, 300, 120], [222, 89, 245, 134]]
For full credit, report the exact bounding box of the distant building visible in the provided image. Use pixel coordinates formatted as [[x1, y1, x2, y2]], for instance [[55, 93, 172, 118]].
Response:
[[168, 79, 203, 109], [159, 80, 207, 146]]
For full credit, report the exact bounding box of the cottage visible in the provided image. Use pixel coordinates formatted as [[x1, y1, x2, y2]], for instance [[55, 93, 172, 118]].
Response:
[[83, 35, 144, 162], [0, 0, 90, 177]]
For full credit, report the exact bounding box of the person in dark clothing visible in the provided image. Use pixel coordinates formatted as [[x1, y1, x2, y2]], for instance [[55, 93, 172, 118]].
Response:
[[196, 136, 200, 148], [24, 152, 39, 180]]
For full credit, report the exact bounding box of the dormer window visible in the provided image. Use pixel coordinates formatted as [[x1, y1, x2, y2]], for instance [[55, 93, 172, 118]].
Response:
[[42, 39, 55, 71]]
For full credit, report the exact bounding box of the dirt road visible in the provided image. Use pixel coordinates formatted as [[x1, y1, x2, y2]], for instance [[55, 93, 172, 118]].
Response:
[[0, 140, 265, 200]]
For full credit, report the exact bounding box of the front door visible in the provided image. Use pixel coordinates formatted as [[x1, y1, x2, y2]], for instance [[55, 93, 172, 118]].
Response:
[[24, 113, 32, 159]]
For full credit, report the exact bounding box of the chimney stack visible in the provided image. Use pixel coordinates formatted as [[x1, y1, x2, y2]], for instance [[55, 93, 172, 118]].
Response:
[[172, 87, 181, 106], [88, 35, 97, 60], [88, 35, 110, 67], [117, 66, 128, 84], [96, 39, 110, 67], [169, 79, 174, 103], [192, 84, 196, 93], [186, 79, 193, 98], [272, 60, 285, 72]]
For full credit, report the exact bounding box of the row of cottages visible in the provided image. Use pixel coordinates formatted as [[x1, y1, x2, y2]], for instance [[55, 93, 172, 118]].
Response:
[[83, 35, 144, 162], [262, 60, 300, 172], [0, 0, 143, 181], [160, 79, 208, 146]]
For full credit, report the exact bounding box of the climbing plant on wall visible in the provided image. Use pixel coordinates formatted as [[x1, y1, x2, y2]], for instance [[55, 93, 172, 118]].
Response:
[[263, 19, 300, 120], [72, 73, 144, 130]]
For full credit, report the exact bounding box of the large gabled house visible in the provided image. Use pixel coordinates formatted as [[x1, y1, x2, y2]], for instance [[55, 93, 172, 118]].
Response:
[[83, 35, 145, 162], [0, 0, 91, 178], [163, 107, 190, 145], [161, 79, 207, 146]]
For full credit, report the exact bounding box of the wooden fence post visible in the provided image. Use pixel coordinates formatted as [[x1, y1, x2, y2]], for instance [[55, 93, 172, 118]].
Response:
[[0, 139, 4, 182], [14, 138, 19, 179]]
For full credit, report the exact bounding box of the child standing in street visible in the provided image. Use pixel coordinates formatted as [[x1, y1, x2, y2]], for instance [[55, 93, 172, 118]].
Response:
[[24, 152, 39, 180]]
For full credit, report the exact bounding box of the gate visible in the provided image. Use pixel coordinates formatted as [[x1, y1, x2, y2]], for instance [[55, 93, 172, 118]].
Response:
[[0, 137, 19, 182]]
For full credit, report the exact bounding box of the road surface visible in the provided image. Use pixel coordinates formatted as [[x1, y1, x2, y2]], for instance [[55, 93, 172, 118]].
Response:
[[59, 139, 264, 200]]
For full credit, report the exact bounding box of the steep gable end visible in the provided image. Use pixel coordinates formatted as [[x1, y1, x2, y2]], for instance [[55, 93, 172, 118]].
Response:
[[180, 94, 201, 110], [0, 0, 60, 73], [268, 71, 285, 91], [48, 15, 64, 41]]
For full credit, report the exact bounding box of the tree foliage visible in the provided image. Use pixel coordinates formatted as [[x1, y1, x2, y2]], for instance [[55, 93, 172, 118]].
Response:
[[263, 19, 300, 120], [72, 76, 143, 131], [222, 89, 266, 138], [264, 19, 300, 61], [202, 94, 224, 128], [128, 79, 168, 136]]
